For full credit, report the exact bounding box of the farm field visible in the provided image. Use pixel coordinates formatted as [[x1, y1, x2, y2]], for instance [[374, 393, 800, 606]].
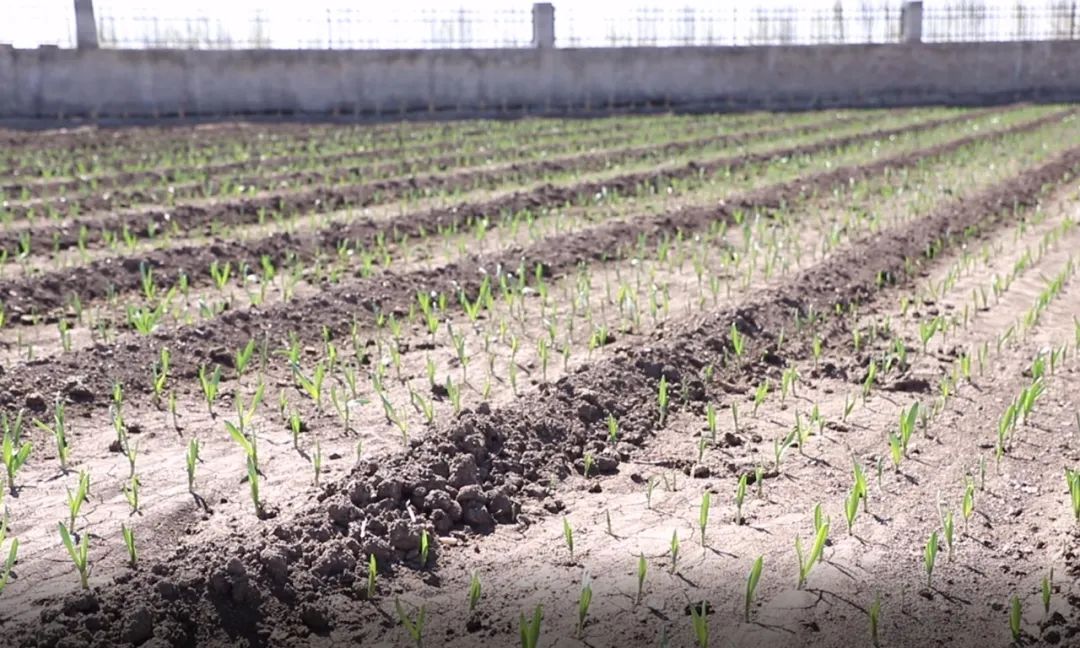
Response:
[[0, 104, 1078, 647]]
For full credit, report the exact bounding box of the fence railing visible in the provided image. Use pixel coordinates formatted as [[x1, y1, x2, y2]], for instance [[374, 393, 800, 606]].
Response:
[[94, 8, 534, 50], [556, 6, 905, 47], [2, 1, 1079, 50], [923, 3, 1079, 40]]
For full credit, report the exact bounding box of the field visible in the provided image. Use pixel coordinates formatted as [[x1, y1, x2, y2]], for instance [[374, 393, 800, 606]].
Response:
[[0, 105, 1079, 648]]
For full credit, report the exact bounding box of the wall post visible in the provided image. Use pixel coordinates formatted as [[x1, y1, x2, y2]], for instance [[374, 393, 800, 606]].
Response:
[[901, 1, 923, 43], [74, 0, 99, 49], [532, 3, 555, 48]]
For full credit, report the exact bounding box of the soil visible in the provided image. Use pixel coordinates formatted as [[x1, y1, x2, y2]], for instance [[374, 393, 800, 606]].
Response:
[[0, 110, 815, 199], [0, 107, 1045, 324], [0, 107, 984, 256], [0, 106, 1078, 648]]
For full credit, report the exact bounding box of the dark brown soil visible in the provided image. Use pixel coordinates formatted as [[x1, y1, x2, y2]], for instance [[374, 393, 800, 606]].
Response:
[[0, 108, 1039, 323], [7, 128, 1078, 648], [0, 108, 979, 254], [0, 110, 798, 191], [0, 108, 1054, 409], [0, 110, 795, 199]]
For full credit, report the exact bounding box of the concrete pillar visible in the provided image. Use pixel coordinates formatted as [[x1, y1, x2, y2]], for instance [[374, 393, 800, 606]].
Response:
[[74, 0, 99, 49], [0, 44, 14, 118], [900, 1, 923, 43], [532, 3, 555, 48]]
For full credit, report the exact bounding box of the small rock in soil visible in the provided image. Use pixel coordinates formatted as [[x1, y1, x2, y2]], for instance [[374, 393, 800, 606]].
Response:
[[300, 603, 332, 632], [122, 606, 155, 645]]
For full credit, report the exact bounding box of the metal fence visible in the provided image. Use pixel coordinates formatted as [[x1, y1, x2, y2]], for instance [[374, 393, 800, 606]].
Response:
[[557, 5, 904, 47], [923, 2, 1079, 40], [2, 1, 1078, 50], [94, 7, 534, 49]]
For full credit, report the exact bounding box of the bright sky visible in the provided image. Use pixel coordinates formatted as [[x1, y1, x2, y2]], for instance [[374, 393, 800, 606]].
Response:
[[2, 0, 1070, 48]]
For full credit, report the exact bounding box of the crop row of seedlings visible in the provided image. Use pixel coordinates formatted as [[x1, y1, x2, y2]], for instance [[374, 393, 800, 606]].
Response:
[[2, 108, 784, 180], [2, 107, 882, 194], [0, 109, 1062, 432], [337, 148, 1080, 647], [1, 109, 883, 223], [0, 109, 1071, 622], [1, 109, 779, 202], [0, 106, 924, 255], [4, 124, 1045, 414], [1, 109, 862, 202], [0, 105, 958, 227], [4, 118, 1076, 647], [460, 192, 1080, 648], [0, 105, 1060, 415], [0, 105, 1055, 330], [0, 114, 998, 343]]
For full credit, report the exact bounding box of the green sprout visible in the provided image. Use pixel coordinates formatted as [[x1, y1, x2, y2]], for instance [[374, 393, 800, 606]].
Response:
[[576, 573, 593, 638], [563, 517, 575, 562], [689, 600, 709, 648], [198, 364, 222, 416], [1042, 567, 1053, 617], [1, 420, 31, 494], [367, 554, 378, 599], [899, 402, 919, 457], [961, 477, 975, 530], [773, 428, 797, 473], [924, 531, 939, 588], [1009, 594, 1022, 643], [753, 380, 769, 416], [246, 456, 261, 516], [919, 316, 939, 353], [607, 414, 619, 443], [745, 556, 763, 622], [209, 260, 232, 290], [941, 509, 955, 561], [123, 474, 141, 514], [234, 339, 257, 377], [844, 488, 860, 535], [121, 523, 137, 567], [730, 323, 745, 358], [394, 598, 426, 648], [419, 529, 430, 567], [699, 490, 711, 545], [852, 459, 869, 512], [0, 534, 18, 594], [796, 518, 829, 589], [289, 410, 304, 449], [705, 404, 717, 442], [582, 452, 595, 479], [33, 398, 69, 471], [468, 570, 482, 612], [869, 594, 882, 647], [152, 347, 170, 404], [294, 361, 328, 411], [65, 470, 90, 533], [1066, 468, 1080, 522], [734, 475, 747, 525], [842, 393, 856, 422], [887, 432, 903, 472], [186, 438, 200, 492], [657, 375, 670, 425], [57, 522, 90, 589], [519, 605, 543, 648]]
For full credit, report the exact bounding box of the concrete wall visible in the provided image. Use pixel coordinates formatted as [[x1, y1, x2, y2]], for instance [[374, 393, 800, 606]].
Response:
[[1, 41, 1079, 120]]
